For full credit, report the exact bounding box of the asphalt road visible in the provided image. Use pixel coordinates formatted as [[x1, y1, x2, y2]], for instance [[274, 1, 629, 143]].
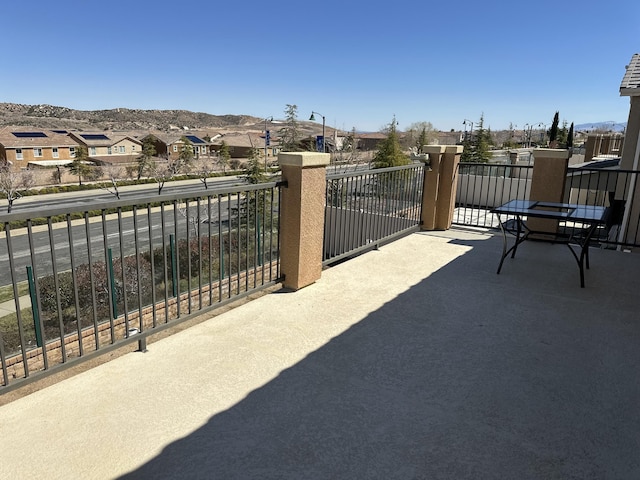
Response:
[[9, 176, 245, 214], [0, 196, 240, 288]]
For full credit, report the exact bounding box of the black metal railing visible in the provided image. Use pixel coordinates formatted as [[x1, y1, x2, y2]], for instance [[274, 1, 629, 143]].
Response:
[[0, 182, 283, 392], [564, 167, 640, 248], [453, 162, 640, 248], [454, 163, 533, 228], [323, 163, 425, 265]]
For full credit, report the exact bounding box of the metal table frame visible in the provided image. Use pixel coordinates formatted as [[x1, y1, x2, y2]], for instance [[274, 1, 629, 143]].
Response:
[[491, 200, 609, 288]]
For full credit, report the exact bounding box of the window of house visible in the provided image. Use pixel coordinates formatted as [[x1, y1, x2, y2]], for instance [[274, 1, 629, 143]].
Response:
[[119, 146, 125, 153], [107, 147, 112, 154], [52, 147, 59, 158], [131, 145, 136, 152], [173, 145, 178, 152], [34, 148, 43, 157], [90, 147, 97, 156], [16, 148, 23, 160], [70, 147, 76, 157]]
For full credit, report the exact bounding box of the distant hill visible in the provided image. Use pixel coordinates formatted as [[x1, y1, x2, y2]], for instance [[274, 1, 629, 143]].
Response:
[[0, 103, 261, 132], [574, 121, 627, 133]]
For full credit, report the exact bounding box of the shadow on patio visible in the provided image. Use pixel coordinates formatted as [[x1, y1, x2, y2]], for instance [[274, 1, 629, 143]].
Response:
[[1, 229, 639, 479], [118, 229, 640, 479]]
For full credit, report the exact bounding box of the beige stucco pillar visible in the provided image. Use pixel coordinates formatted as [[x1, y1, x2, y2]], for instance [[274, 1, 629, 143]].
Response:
[[278, 152, 330, 290], [618, 96, 640, 246], [420, 146, 445, 231], [434, 145, 463, 230], [528, 148, 570, 234]]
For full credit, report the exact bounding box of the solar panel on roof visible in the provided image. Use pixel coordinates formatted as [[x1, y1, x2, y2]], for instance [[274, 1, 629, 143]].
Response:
[[185, 135, 205, 144], [80, 134, 110, 141], [12, 131, 47, 138]]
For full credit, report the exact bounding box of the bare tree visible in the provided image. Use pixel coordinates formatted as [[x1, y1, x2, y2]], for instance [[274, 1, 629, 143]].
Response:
[[0, 163, 35, 213], [332, 127, 362, 173], [149, 157, 183, 194], [99, 164, 124, 198], [192, 156, 216, 189], [403, 121, 437, 152], [177, 199, 218, 236]]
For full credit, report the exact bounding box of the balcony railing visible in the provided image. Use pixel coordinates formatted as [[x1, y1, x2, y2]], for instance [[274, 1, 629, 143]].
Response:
[[454, 162, 640, 248], [323, 164, 425, 265], [0, 182, 283, 392]]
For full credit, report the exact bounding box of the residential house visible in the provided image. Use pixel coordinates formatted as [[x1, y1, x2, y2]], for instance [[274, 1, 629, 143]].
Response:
[[0, 128, 79, 171], [142, 133, 213, 161], [68, 132, 143, 165], [210, 132, 278, 159], [356, 132, 387, 151]]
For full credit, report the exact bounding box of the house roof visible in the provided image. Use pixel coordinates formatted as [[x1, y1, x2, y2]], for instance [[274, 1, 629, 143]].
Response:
[[357, 132, 387, 140], [620, 53, 640, 96], [210, 132, 273, 148], [144, 132, 209, 145], [0, 127, 78, 148], [69, 132, 114, 147], [69, 132, 142, 147]]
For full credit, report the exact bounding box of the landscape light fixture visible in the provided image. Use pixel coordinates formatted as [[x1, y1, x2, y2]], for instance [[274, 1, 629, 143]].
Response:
[[309, 111, 326, 153]]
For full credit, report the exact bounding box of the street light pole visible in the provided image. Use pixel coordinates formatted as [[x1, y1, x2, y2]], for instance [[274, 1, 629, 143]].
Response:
[[309, 111, 326, 153], [463, 119, 474, 142], [537, 123, 547, 145], [263, 116, 272, 172]]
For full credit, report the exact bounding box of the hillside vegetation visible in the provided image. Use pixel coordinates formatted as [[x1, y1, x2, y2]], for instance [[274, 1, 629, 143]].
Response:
[[0, 103, 261, 132]]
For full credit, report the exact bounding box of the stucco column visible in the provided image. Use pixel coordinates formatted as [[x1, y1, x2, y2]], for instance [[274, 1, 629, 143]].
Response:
[[618, 96, 640, 246], [420, 146, 445, 231], [528, 148, 570, 235], [279, 152, 330, 290], [434, 145, 463, 230]]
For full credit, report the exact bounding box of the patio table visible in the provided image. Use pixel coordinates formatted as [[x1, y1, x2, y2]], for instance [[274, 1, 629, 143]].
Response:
[[491, 200, 609, 288]]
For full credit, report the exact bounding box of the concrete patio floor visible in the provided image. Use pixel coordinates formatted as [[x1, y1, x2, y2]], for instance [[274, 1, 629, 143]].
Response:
[[1, 227, 639, 479]]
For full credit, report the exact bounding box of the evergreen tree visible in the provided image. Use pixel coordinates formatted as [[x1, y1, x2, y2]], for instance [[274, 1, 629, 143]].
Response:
[[178, 137, 194, 173], [372, 117, 409, 168], [278, 104, 302, 151], [549, 111, 560, 142], [567, 122, 574, 149], [416, 127, 429, 153], [557, 120, 569, 146], [67, 145, 92, 185], [403, 121, 436, 152], [474, 115, 492, 162], [243, 148, 267, 184], [218, 141, 230, 173], [136, 137, 156, 180], [461, 114, 492, 163]]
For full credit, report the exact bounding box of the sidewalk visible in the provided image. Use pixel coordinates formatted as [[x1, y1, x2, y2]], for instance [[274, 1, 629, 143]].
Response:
[[0, 295, 30, 316]]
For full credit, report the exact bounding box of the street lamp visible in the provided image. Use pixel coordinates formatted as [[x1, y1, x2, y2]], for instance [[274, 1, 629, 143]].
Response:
[[463, 119, 474, 142], [524, 123, 535, 148], [309, 111, 326, 153], [263, 116, 273, 172], [537, 123, 547, 145]]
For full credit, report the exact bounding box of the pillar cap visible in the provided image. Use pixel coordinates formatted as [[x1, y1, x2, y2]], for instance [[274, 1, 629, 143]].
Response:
[[423, 146, 446, 154], [445, 145, 464, 154], [278, 152, 330, 167], [532, 148, 570, 159]]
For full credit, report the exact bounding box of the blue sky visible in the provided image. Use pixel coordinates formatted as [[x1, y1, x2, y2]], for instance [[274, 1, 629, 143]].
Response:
[[2, 1, 638, 132]]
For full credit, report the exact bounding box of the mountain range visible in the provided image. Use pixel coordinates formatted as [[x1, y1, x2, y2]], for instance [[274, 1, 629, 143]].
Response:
[[0, 102, 629, 135], [0, 103, 261, 132], [574, 121, 627, 133]]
